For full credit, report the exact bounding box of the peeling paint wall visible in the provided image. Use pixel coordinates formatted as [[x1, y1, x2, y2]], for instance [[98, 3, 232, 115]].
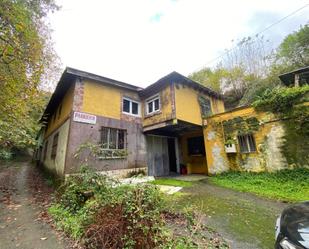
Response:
[[142, 85, 174, 127], [42, 119, 70, 176], [203, 106, 291, 174]]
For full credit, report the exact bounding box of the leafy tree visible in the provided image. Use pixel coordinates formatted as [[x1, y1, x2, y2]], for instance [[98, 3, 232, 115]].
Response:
[[0, 0, 59, 158], [276, 24, 309, 70]]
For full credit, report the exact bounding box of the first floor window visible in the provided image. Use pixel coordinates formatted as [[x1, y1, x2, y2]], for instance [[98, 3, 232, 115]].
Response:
[[100, 127, 127, 158], [187, 136, 205, 156], [51, 133, 59, 159], [122, 97, 140, 116], [238, 134, 256, 153], [146, 95, 160, 115]]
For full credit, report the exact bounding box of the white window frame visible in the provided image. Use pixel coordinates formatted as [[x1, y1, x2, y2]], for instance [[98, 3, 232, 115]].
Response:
[[146, 94, 160, 115], [122, 97, 141, 117]]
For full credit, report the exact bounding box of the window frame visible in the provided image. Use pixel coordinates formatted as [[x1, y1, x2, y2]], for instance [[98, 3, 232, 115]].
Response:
[[100, 127, 127, 159], [237, 134, 257, 153], [145, 94, 160, 115], [122, 97, 141, 117]]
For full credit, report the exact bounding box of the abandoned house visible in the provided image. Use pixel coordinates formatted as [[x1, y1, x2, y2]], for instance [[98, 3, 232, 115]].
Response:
[[36, 67, 309, 177]]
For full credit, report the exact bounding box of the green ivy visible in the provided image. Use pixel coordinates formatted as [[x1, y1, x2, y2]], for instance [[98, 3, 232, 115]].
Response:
[[253, 85, 309, 113]]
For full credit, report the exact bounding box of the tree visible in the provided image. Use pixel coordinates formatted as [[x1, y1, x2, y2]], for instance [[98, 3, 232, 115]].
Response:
[[276, 24, 309, 70], [0, 0, 59, 158]]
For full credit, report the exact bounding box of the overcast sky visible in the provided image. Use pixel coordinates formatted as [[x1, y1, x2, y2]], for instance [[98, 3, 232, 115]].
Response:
[[49, 0, 309, 87]]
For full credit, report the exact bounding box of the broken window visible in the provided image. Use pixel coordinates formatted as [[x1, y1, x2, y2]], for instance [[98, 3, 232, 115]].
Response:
[[146, 95, 160, 115], [237, 134, 256, 153], [51, 133, 59, 159], [187, 136, 205, 156]]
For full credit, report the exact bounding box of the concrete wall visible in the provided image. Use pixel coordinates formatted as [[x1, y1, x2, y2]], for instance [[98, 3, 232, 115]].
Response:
[[203, 106, 290, 174], [41, 118, 70, 176], [65, 114, 147, 174]]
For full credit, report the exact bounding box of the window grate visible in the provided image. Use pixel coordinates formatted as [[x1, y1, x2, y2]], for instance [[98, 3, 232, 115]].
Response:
[[237, 134, 256, 153]]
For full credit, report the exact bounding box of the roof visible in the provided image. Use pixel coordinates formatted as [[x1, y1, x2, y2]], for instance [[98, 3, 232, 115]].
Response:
[[41, 67, 142, 120], [41, 68, 222, 121], [140, 71, 223, 99], [279, 66, 309, 86]]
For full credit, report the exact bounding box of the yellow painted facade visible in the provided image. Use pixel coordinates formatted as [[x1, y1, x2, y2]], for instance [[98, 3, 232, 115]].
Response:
[[82, 80, 141, 120], [45, 85, 74, 138], [175, 84, 225, 125], [142, 85, 174, 127], [179, 131, 208, 174], [203, 106, 289, 174]]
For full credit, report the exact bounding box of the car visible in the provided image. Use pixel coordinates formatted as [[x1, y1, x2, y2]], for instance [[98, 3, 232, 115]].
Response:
[[275, 201, 309, 249]]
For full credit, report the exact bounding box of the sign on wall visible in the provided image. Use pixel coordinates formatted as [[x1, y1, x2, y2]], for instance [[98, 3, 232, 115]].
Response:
[[73, 111, 97, 124]]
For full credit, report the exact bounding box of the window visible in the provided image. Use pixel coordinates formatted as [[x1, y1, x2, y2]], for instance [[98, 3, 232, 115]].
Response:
[[51, 133, 59, 159], [122, 97, 140, 116], [187, 136, 205, 156], [100, 127, 127, 158], [43, 141, 48, 161], [146, 95, 160, 115], [198, 96, 212, 117], [237, 134, 256, 153]]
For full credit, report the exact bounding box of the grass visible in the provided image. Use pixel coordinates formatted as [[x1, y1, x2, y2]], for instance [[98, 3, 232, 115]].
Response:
[[209, 168, 309, 202], [151, 178, 194, 187]]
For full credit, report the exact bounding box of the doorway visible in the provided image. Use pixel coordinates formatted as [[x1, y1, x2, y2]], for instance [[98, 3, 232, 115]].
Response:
[[167, 138, 177, 173]]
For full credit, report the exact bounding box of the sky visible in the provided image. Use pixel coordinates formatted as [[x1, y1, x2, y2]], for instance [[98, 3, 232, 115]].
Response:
[[49, 0, 309, 87]]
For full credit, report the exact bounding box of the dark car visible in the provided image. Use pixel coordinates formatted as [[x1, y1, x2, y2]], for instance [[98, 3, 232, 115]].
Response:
[[275, 201, 309, 249]]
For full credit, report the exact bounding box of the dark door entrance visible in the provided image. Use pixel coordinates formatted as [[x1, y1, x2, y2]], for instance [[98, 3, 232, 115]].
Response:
[[167, 138, 177, 173]]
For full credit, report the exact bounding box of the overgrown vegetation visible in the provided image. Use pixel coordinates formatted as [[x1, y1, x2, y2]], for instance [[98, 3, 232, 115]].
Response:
[[0, 0, 60, 159], [210, 168, 309, 202], [189, 24, 309, 109], [49, 168, 226, 248], [253, 85, 309, 167]]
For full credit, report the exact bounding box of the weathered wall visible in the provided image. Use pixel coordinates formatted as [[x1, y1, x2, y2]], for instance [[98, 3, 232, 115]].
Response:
[[174, 83, 225, 126], [203, 107, 290, 174], [179, 130, 207, 174], [45, 85, 74, 138], [42, 118, 70, 176], [82, 80, 141, 120], [142, 85, 174, 127], [64, 115, 147, 174]]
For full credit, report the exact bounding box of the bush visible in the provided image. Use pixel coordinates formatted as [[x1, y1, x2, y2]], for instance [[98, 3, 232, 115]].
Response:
[[0, 148, 13, 160], [49, 167, 167, 248]]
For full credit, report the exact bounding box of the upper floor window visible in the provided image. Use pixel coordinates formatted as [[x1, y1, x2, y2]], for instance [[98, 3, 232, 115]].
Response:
[[146, 95, 160, 115], [238, 134, 256, 153], [122, 97, 140, 116]]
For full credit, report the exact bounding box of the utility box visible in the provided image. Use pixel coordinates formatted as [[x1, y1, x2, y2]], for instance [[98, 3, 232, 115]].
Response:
[[225, 144, 237, 153]]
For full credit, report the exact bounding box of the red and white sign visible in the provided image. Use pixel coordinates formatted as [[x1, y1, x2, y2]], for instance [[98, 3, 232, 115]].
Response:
[[73, 111, 96, 124]]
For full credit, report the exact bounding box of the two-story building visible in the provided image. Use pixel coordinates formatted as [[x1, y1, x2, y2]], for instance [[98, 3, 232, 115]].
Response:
[[37, 67, 225, 177]]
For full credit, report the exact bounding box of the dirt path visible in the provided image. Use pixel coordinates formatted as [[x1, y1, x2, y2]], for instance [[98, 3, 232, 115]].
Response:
[[0, 161, 66, 249], [174, 180, 288, 249]]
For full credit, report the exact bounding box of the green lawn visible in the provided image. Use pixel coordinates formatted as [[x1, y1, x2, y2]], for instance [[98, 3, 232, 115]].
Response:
[[151, 178, 194, 187], [209, 168, 309, 202]]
